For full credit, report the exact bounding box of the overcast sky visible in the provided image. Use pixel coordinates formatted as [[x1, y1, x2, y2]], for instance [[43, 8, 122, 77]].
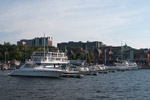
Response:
[[0, 0, 150, 49]]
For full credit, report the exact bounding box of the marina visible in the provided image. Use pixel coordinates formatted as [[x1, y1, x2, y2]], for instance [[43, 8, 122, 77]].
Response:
[[2, 56, 140, 78], [1, 63, 140, 78], [1, 0, 150, 100], [6, 43, 140, 78]]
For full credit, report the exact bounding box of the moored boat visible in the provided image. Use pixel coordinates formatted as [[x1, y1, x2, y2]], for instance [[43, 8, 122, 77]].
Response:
[[10, 51, 69, 77], [109, 60, 139, 70]]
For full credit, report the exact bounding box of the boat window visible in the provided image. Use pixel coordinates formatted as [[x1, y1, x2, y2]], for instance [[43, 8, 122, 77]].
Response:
[[52, 53, 57, 57], [58, 54, 63, 57], [51, 58, 56, 61], [56, 58, 61, 60], [36, 63, 41, 65], [62, 58, 67, 62]]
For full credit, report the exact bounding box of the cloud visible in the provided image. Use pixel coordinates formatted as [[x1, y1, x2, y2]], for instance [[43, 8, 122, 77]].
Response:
[[0, 0, 149, 48]]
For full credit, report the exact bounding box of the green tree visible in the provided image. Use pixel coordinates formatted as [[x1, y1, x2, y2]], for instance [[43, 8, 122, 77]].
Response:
[[76, 53, 85, 60], [9, 45, 23, 60], [0, 52, 3, 61]]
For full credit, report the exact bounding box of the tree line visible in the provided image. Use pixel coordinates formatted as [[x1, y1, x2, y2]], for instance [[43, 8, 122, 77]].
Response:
[[0, 42, 108, 64], [0, 42, 58, 63]]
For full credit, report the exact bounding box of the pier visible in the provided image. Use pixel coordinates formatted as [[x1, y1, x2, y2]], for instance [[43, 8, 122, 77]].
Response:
[[60, 66, 140, 78]]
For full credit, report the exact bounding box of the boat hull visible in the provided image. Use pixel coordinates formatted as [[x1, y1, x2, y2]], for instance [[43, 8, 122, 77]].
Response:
[[10, 69, 64, 78], [109, 65, 139, 70]]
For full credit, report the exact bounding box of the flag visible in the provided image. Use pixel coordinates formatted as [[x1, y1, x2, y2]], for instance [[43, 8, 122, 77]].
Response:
[[22, 41, 26, 45], [109, 51, 113, 55]]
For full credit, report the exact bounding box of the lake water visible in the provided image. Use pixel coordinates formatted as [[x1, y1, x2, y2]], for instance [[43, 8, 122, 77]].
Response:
[[0, 69, 150, 100]]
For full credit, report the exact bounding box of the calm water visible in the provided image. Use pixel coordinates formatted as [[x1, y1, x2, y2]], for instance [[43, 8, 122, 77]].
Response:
[[0, 69, 150, 100]]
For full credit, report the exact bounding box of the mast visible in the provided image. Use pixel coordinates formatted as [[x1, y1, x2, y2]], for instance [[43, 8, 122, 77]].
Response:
[[85, 45, 87, 65], [104, 49, 107, 65], [5, 52, 6, 63], [44, 33, 46, 66], [121, 41, 123, 61]]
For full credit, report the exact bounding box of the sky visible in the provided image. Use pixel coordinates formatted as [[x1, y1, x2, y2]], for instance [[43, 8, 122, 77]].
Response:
[[0, 0, 150, 49]]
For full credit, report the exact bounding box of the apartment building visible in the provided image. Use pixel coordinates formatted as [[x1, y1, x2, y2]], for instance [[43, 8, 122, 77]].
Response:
[[17, 37, 53, 47]]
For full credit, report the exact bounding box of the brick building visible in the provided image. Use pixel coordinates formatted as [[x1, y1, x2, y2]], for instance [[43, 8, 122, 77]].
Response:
[[135, 49, 150, 68]]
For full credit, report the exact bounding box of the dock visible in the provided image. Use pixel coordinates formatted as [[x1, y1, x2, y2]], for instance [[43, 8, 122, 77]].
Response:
[[61, 71, 84, 78], [61, 67, 140, 78]]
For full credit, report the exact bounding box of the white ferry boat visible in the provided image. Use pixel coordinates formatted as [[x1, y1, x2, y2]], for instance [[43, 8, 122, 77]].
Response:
[[109, 60, 139, 70], [10, 51, 69, 77]]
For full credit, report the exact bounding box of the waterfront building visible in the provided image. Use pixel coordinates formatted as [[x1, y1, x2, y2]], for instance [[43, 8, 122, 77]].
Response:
[[17, 37, 53, 47], [135, 49, 150, 68], [97, 45, 136, 65], [58, 40, 149, 67], [57, 41, 105, 50], [17, 39, 33, 46]]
